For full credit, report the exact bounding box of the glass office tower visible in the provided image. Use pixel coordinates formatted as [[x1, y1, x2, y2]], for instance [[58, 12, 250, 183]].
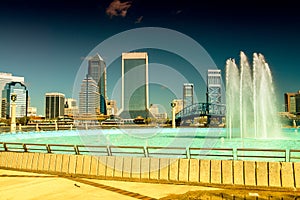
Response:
[[0, 73, 24, 116], [88, 54, 107, 114], [120, 52, 149, 119], [1, 82, 28, 119]]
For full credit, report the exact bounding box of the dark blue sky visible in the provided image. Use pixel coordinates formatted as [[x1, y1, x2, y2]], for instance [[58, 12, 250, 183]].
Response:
[[0, 0, 299, 115]]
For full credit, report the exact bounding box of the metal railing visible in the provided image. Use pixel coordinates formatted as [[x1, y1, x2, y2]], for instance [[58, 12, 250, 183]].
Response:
[[0, 142, 298, 162]]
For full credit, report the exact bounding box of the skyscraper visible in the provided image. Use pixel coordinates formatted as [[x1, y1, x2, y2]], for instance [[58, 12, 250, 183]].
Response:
[[0, 72, 24, 116], [183, 83, 194, 109], [88, 54, 107, 114], [45, 93, 65, 119], [207, 69, 222, 104], [1, 82, 28, 119], [119, 52, 149, 119], [78, 75, 100, 115]]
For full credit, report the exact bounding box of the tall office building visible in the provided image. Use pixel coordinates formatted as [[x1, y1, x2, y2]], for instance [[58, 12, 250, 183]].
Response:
[[1, 82, 28, 118], [45, 93, 65, 119], [88, 54, 107, 114], [119, 52, 149, 119], [78, 75, 100, 115], [207, 69, 222, 104], [0, 72, 24, 116], [183, 83, 194, 109], [285, 92, 297, 113]]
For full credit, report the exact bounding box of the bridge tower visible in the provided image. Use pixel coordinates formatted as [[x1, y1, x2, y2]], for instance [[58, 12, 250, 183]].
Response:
[[206, 70, 223, 127], [206, 69, 222, 104]]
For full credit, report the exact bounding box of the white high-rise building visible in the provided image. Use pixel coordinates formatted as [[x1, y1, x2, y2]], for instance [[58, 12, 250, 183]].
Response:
[[79, 75, 100, 115], [0, 72, 24, 117], [183, 83, 194, 109]]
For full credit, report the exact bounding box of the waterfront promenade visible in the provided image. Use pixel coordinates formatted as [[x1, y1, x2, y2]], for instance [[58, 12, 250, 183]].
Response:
[[2, 129, 300, 199], [2, 148, 300, 199], [0, 169, 218, 200]]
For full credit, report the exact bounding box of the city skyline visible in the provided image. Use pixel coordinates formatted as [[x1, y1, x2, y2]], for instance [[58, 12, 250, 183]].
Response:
[[0, 0, 299, 115]]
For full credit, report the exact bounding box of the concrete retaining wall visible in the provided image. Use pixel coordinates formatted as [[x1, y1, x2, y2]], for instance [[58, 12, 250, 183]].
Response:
[[0, 151, 298, 190]]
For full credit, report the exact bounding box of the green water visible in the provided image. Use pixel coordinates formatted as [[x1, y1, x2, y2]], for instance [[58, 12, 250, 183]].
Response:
[[1, 127, 300, 150]]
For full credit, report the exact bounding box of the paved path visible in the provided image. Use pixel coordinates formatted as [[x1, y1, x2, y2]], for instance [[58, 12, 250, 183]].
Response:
[[0, 169, 219, 200]]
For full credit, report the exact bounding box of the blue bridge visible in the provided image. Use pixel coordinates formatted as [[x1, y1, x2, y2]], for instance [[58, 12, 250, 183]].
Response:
[[175, 103, 226, 127]]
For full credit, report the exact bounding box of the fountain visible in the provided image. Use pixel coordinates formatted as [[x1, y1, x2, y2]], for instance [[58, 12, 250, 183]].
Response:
[[226, 52, 280, 138]]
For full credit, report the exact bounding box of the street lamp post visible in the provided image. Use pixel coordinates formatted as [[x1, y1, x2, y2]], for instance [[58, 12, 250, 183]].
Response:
[[171, 102, 176, 128], [10, 93, 17, 133]]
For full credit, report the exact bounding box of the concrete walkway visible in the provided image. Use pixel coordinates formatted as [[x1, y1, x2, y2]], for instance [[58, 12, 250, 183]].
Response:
[[0, 169, 219, 200]]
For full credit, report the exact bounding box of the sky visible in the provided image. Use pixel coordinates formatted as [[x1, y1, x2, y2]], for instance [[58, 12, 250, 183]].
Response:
[[0, 0, 299, 115]]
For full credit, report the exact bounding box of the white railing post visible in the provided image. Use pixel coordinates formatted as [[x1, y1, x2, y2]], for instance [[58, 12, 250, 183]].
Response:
[[186, 147, 191, 159], [286, 149, 290, 162], [233, 148, 237, 160]]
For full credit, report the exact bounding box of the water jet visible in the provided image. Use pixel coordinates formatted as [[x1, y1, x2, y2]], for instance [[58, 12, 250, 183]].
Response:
[[226, 52, 280, 138]]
